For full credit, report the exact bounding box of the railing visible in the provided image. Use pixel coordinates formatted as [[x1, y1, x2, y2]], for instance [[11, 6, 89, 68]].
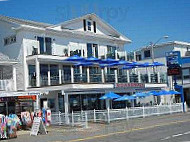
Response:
[[105, 74, 115, 83], [129, 74, 138, 83], [50, 76, 59, 85], [84, 103, 184, 123], [118, 75, 128, 83], [74, 74, 87, 83], [90, 74, 102, 83], [0, 79, 14, 91], [51, 111, 88, 128]]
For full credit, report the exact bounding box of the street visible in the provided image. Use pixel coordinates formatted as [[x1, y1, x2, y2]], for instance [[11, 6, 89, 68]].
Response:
[[4, 112, 190, 142]]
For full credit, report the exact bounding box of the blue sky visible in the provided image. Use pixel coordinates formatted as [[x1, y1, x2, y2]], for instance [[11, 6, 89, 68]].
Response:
[[0, 0, 190, 51]]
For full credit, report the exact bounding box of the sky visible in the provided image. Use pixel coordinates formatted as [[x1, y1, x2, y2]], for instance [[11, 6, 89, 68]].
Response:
[[0, 0, 190, 51]]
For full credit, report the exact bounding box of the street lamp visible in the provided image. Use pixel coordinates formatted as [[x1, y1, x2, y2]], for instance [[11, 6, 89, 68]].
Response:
[[150, 35, 169, 63]]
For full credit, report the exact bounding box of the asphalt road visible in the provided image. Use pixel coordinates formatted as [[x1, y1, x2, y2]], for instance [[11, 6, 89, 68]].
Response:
[[4, 112, 190, 142]]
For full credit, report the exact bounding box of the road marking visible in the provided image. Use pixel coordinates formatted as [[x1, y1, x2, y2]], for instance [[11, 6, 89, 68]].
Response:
[[62, 119, 190, 142], [161, 136, 171, 141], [184, 131, 190, 135], [172, 133, 183, 137]]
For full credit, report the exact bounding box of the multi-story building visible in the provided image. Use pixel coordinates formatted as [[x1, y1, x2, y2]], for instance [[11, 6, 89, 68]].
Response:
[[128, 41, 190, 106], [0, 14, 167, 114]]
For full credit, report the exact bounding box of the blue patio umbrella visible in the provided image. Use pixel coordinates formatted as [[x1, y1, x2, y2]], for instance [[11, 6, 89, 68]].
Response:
[[139, 62, 152, 67], [156, 90, 170, 96], [122, 65, 136, 70], [99, 92, 121, 100], [148, 90, 160, 96], [65, 55, 85, 62], [168, 90, 181, 95], [100, 58, 119, 64], [132, 92, 148, 98], [151, 62, 165, 67], [114, 95, 136, 101], [74, 62, 94, 67], [85, 57, 101, 62]]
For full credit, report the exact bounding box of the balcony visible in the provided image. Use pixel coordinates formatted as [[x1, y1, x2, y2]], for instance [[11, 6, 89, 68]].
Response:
[[74, 73, 87, 83], [105, 74, 115, 83], [90, 74, 102, 83]]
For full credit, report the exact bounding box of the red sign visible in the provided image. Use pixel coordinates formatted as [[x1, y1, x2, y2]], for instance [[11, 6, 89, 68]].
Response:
[[115, 83, 145, 88], [167, 68, 181, 76]]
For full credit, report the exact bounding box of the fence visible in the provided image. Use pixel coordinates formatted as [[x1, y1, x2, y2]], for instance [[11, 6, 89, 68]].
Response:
[[51, 111, 88, 128], [85, 103, 185, 123]]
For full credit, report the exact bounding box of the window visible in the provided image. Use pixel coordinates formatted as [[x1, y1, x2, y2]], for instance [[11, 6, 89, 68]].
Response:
[[4, 35, 16, 46], [144, 50, 151, 58], [37, 37, 52, 55], [107, 45, 116, 59], [87, 43, 98, 58], [136, 54, 142, 61], [87, 21, 91, 31]]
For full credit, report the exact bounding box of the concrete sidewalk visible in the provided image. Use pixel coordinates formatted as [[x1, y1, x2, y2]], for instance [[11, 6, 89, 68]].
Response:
[[5, 112, 190, 142]]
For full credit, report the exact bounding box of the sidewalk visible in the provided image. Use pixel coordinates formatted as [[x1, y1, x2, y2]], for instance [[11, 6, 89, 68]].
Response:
[[6, 112, 190, 142]]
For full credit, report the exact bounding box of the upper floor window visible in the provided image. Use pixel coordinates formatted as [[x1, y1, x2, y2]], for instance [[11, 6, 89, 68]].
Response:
[[136, 54, 142, 61], [144, 50, 151, 58], [83, 19, 96, 33], [4, 35, 16, 46], [107, 45, 116, 59], [37, 37, 52, 55]]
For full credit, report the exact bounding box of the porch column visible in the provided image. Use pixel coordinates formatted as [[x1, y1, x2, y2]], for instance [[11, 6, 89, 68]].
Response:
[[62, 90, 70, 124], [35, 94, 40, 110], [35, 58, 40, 87], [68, 45, 71, 57], [124, 51, 127, 61], [87, 67, 90, 83], [59, 64, 62, 84], [157, 72, 161, 83], [133, 51, 136, 62], [71, 66, 74, 83], [80, 66, 82, 81], [138, 71, 141, 83], [127, 70, 130, 83], [101, 68, 105, 83], [12, 65, 17, 91], [148, 72, 151, 83], [114, 69, 118, 83], [48, 64, 51, 86], [115, 50, 118, 59]]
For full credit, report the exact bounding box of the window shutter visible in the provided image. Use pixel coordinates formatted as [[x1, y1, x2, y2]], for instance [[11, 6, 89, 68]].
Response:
[[83, 19, 86, 31], [93, 21, 96, 33]]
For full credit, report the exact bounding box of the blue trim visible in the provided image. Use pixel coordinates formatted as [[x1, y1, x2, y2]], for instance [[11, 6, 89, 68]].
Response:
[[182, 57, 190, 64]]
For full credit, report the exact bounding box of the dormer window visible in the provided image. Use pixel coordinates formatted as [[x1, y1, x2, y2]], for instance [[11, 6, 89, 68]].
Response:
[[83, 19, 96, 33], [87, 21, 92, 31]]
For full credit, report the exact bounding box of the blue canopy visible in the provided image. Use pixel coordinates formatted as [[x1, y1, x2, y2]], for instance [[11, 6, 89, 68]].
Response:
[[114, 95, 136, 101], [155, 90, 170, 96], [122, 66, 136, 70], [148, 90, 160, 96], [132, 92, 148, 98], [139, 62, 152, 67], [65, 55, 85, 62], [99, 92, 121, 100], [151, 62, 165, 67], [85, 57, 101, 62], [74, 62, 93, 67], [168, 90, 181, 95], [130, 62, 143, 67], [100, 58, 118, 64], [110, 60, 132, 66]]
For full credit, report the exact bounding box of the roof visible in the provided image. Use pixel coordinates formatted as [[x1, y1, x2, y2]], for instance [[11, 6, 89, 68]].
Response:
[[0, 15, 52, 28], [131, 41, 190, 53]]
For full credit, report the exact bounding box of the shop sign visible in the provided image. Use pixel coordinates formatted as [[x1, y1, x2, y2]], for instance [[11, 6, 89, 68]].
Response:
[[0, 97, 16, 102], [30, 117, 47, 136], [115, 83, 145, 88], [17, 95, 36, 101]]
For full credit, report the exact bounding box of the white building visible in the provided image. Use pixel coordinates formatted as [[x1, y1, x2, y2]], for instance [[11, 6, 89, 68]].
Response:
[[128, 41, 190, 105], [0, 14, 167, 115]]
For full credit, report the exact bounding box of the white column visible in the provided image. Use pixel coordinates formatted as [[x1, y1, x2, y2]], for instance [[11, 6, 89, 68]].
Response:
[[106, 99, 110, 123], [12, 65, 17, 91], [148, 72, 151, 83], [35, 94, 40, 110], [35, 58, 40, 87], [68, 45, 71, 56], [114, 69, 118, 83], [133, 51, 136, 62], [127, 70, 130, 83], [87, 67, 90, 83], [80, 66, 82, 81], [157, 72, 160, 83], [115, 50, 118, 59], [59, 64, 62, 84], [71, 66, 74, 83], [138, 71, 141, 83], [101, 68, 105, 83], [124, 51, 127, 61], [48, 64, 51, 86], [62, 91, 70, 124]]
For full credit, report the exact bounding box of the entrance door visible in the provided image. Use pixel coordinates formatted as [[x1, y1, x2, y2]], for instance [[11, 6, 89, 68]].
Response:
[[40, 99, 48, 109]]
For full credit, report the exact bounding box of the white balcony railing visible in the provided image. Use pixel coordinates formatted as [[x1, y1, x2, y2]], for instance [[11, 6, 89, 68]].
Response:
[[0, 79, 14, 91]]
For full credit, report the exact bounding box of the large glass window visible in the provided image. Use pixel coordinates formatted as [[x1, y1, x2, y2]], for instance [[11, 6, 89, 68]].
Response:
[[28, 65, 36, 87], [62, 66, 71, 83], [107, 45, 116, 59], [89, 67, 101, 83], [50, 65, 59, 85], [87, 43, 98, 58], [144, 50, 151, 58], [40, 64, 48, 86], [37, 37, 52, 55]]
